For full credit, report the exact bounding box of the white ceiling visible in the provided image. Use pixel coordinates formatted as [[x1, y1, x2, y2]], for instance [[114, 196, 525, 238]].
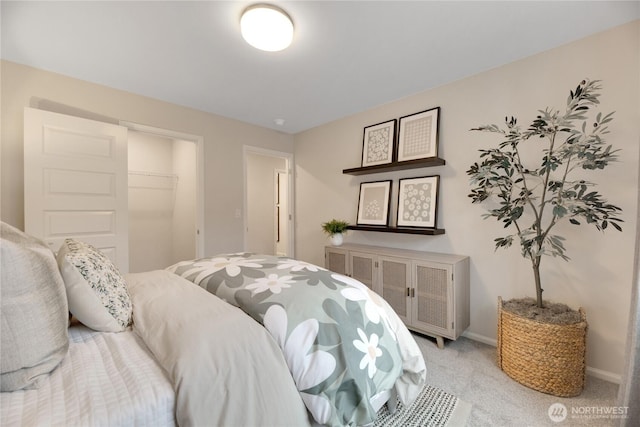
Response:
[[2, 1, 638, 134]]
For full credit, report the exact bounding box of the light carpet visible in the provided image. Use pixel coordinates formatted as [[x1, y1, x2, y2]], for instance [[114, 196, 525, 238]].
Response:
[[375, 385, 472, 427]]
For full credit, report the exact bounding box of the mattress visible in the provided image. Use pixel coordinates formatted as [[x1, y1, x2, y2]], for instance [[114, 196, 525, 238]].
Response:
[[0, 324, 176, 427]]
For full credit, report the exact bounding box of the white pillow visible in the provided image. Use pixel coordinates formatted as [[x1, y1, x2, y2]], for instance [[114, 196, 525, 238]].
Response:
[[1, 222, 69, 391], [57, 239, 132, 332]]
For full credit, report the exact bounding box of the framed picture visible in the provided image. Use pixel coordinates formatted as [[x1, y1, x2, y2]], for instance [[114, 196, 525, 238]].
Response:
[[397, 107, 440, 162], [361, 119, 397, 167], [397, 175, 439, 228], [356, 180, 392, 226]]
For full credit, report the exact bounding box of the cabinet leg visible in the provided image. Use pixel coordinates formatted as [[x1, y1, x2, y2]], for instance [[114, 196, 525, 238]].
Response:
[[435, 336, 444, 349]]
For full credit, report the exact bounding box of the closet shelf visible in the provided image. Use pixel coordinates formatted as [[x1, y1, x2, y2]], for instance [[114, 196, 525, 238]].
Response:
[[128, 170, 178, 190], [343, 157, 446, 175]]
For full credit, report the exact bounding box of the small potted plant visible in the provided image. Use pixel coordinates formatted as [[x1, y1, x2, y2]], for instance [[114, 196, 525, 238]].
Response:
[[466, 79, 623, 397], [321, 219, 350, 246]]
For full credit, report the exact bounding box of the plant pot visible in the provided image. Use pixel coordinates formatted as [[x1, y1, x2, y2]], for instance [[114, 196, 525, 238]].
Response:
[[330, 233, 343, 246], [496, 296, 587, 397]]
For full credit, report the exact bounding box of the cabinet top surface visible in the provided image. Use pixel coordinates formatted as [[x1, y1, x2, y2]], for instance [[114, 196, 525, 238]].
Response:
[[326, 243, 469, 262]]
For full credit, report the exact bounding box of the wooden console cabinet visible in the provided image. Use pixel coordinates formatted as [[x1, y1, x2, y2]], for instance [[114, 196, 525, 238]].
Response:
[[325, 243, 470, 348]]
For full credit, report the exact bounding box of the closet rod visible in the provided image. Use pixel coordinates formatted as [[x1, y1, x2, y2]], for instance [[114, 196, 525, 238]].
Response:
[[128, 170, 179, 180]]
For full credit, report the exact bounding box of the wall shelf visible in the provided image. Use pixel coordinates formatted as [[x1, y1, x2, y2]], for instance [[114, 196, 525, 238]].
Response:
[[347, 225, 445, 235], [343, 157, 446, 175]]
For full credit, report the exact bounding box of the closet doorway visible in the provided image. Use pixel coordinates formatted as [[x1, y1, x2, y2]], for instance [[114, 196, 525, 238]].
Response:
[[124, 123, 204, 272], [244, 147, 294, 257], [23, 108, 203, 273]]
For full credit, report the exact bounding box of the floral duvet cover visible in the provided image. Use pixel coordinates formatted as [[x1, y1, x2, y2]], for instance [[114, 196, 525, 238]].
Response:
[[167, 253, 425, 427]]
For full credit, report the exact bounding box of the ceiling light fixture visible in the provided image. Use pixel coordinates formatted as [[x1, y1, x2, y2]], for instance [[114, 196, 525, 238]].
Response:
[[240, 4, 294, 52]]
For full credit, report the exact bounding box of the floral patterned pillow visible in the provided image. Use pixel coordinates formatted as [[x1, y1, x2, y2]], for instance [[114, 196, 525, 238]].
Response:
[[56, 239, 132, 332]]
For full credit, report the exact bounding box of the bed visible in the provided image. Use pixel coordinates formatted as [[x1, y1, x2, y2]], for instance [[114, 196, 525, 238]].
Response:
[[0, 222, 426, 426]]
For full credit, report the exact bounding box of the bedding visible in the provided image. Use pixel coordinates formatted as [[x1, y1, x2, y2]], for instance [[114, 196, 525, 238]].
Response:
[[0, 324, 175, 426], [126, 269, 310, 427], [1, 268, 311, 427], [168, 252, 427, 427], [1, 220, 426, 426]]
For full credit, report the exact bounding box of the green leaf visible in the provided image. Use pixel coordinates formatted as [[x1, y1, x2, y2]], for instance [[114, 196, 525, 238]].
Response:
[[553, 205, 568, 218]]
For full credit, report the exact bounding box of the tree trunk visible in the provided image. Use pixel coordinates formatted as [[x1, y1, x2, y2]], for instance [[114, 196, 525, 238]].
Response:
[[533, 263, 544, 308]]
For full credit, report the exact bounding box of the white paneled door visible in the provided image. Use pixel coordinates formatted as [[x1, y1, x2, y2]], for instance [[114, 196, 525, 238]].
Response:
[[24, 107, 130, 272]]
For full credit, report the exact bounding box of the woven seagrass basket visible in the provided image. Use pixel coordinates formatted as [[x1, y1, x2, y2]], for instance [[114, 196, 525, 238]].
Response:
[[496, 296, 587, 397]]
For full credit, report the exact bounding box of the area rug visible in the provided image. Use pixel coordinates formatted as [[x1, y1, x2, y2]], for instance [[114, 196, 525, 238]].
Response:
[[375, 385, 472, 427]]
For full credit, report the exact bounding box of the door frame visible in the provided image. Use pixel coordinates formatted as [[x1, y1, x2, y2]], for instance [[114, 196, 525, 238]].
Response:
[[243, 146, 295, 257], [120, 121, 205, 258]]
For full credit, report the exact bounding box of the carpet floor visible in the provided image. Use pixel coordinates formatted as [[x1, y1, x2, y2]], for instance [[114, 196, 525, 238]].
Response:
[[411, 333, 620, 426]]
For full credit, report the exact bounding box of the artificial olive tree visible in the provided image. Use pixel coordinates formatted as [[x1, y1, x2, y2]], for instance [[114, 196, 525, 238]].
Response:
[[467, 79, 623, 308]]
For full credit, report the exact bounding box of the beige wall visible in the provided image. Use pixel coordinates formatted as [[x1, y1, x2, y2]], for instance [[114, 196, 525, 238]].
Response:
[[1, 60, 295, 256], [294, 21, 640, 379]]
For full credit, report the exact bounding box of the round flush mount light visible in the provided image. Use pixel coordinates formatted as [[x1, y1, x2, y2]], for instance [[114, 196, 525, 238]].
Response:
[[240, 4, 294, 52]]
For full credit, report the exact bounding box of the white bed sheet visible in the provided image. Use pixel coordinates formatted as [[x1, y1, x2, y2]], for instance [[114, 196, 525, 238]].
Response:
[[1, 324, 176, 427]]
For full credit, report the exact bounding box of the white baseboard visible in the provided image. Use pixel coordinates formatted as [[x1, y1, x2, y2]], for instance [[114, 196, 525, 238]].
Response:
[[462, 330, 497, 346], [460, 331, 621, 384], [586, 366, 622, 384]]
